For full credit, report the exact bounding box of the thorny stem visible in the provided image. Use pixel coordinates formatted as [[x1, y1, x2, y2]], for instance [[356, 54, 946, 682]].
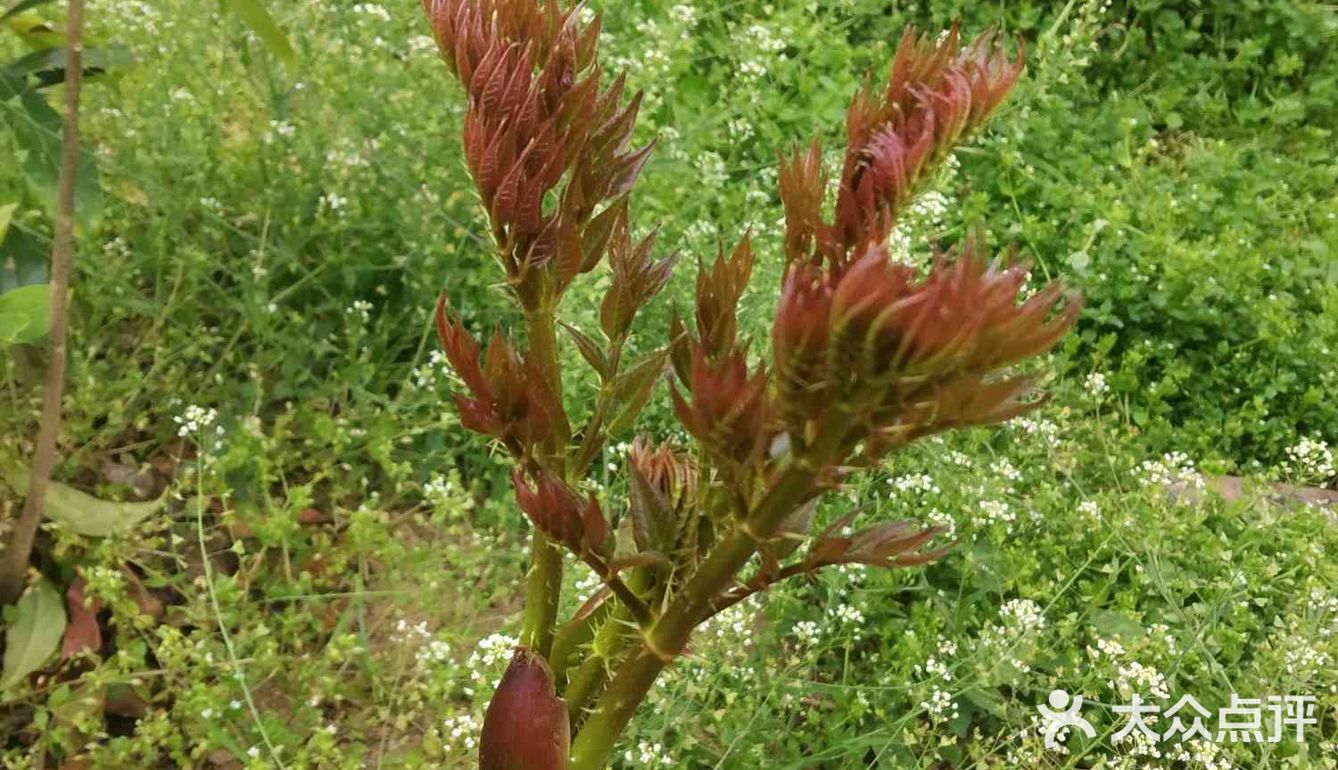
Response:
[[562, 568, 647, 722], [567, 466, 820, 769], [551, 590, 613, 685], [584, 553, 651, 626], [0, 0, 86, 606], [568, 413, 851, 769], [563, 593, 640, 724], [519, 306, 567, 658]]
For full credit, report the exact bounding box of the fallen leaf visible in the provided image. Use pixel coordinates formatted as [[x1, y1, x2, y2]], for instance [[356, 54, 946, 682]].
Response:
[[296, 507, 330, 525], [61, 576, 102, 661]]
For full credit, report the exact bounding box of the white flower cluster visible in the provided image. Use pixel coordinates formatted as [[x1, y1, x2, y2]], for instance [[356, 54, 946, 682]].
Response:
[[325, 146, 371, 173], [914, 637, 957, 681], [695, 151, 728, 189], [393, 617, 431, 642], [98, 0, 164, 36], [978, 499, 1017, 532], [886, 472, 939, 497], [734, 22, 788, 81], [349, 299, 374, 322], [624, 739, 674, 767], [913, 638, 960, 722], [412, 349, 449, 389], [991, 458, 1023, 483], [1012, 416, 1061, 448], [925, 508, 957, 539], [1077, 500, 1101, 520], [793, 620, 821, 647], [1137, 451, 1204, 494], [999, 599, 1046, 632], [1166, 739, 1232, 770], [264, 119, 297, 144], [1087, 636, 1125, 660], [418, 638, 452, 666], [944, 450, 973, 468], [466, 633, 519, 685], [442, 712, 480, 753], [1147, 623, 1179, 655], [702, 599, 756, 648], [394, 617, 452, 668], [1084, 371, 1110, 397], [408, 34, 438, 56], [1110, 660, 1170, 700], [972, 602, 1045, 674], [921, 686, 958, 722], [1113, 726, 1163, 760], [569, 564, 602, 597], [103, 236, 132, 260], [910, 190, 949, 226], [422, 473, 458, 501], [351, 3, 392, 22], [174, 405, 220, 439], [886, 225, 913, 265], [1281, 436, 1335, 481], [1309, 588, 1338, 636], [668, 4, 697, 26], [828, 603, 864, 627]]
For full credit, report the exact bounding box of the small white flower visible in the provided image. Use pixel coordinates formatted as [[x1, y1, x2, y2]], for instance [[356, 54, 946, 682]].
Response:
[[793, 620, 821, 646], [1084, 371, 1110, 396]]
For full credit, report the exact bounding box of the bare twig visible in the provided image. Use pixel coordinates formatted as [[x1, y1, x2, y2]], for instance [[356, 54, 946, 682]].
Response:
[[0, 0, 87, 605]]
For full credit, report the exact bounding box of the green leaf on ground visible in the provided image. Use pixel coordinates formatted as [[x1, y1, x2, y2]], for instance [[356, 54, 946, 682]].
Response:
[[1, 578, 65, 689], [0, 457, 167, 536]]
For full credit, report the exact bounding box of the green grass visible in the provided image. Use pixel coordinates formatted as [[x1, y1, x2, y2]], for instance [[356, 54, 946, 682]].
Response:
[[0, 0, 1335, 768]]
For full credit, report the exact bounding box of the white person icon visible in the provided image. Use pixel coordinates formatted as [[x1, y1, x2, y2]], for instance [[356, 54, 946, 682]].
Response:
[[1037, 689, 1097, 748]]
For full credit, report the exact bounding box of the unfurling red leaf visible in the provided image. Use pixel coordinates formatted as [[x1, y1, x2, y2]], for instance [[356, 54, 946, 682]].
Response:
[[627, 462, 676, 553], [512, 469, 603, 555], [771, 499, 819, 560]]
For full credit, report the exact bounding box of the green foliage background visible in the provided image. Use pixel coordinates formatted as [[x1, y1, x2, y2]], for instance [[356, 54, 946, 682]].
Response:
[[0, 0, 1334, 768]]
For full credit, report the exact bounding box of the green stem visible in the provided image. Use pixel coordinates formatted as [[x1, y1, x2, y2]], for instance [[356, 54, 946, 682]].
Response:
[[519, 306, 568, 658], [526, 307, 571, 456], [520, 536, 563, 658]]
